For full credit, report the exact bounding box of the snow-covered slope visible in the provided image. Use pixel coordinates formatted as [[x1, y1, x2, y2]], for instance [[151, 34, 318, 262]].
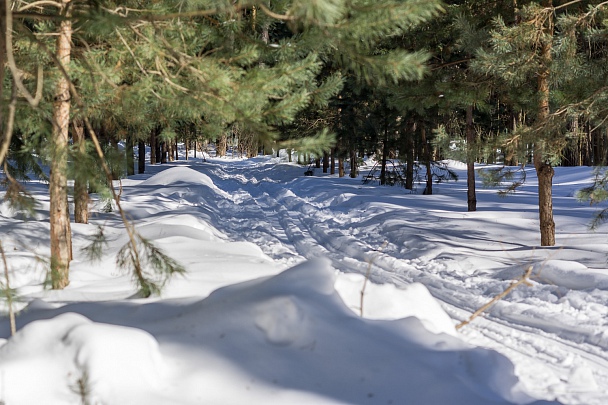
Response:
[[1, 152, 607, 404]]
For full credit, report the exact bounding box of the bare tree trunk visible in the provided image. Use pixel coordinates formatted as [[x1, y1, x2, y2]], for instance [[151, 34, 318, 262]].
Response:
[[138, 140, 145, 173], [466, 105, 477, 212], [50, 0, 73, 289], [73, 119, 89, 224], [350, 149, 357, 178], [330, 148, 336, 175], [161, 141, 167, 163], [175, 138, 179, 161], [185, 139, 189, 160], [126, 136, 135, 176], [338, 157, 344, 177], [535, 2, 555, 247], [322, 152, 328, 173], [421, 126, 432, 195], [168, 140, 174, 162], [217, 133, 227, 157]]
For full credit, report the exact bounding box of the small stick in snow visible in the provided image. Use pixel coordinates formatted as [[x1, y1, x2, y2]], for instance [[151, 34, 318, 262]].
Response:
[[455, 266, 533, 331], [360, 241, 388, 317]]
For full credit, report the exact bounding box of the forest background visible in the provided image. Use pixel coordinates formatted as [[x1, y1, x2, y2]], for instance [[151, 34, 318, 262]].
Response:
[[4, 0, 608, 293]]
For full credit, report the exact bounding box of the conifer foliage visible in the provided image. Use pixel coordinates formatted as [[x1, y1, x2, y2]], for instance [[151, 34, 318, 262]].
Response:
[[1, 0, 443, 292]]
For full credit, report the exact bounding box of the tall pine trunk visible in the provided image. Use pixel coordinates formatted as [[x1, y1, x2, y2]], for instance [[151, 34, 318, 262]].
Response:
[[50, 0, 73, 289], [138, 140, 145, 173], [421, 126, 432, 195], [73, 119, 89, 224], [466, 105, 477, 212], [126, 136, 135, 176], [535, 2, 556, 247], [405, 128, 414, 190], [350, 149, 357, 178]]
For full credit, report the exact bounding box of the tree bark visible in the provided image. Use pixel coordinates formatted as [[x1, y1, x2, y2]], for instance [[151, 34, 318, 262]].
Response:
[[126, 136, 135, 176], [330, 148, 336, 175], [338, 157, 344, 177], [161, 141, 168, 163], [322, 152, 329, 173], [73, 119, 89, 224], [535, 1, 556, 247], [350, 149, 357, 178], [138, 140, 145, 173], [405, 127, 414, 190], [50, 0, 73, 289], [217, 133, 227, 157], [421, 126, 432, 195], [466, 105, 477, 212]]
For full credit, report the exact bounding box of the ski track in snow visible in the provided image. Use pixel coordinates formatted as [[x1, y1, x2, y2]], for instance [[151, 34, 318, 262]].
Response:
[[136, 158, 608, 405]]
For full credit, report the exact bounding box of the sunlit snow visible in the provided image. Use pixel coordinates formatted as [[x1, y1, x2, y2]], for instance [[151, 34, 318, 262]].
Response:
[[1, 147, 607, 404]]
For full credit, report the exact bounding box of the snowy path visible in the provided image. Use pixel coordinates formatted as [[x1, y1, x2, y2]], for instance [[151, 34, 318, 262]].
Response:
[[186, 158, 608, 405]]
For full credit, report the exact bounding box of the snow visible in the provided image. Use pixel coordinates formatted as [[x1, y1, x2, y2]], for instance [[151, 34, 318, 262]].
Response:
[[1, 150, 607, 404]]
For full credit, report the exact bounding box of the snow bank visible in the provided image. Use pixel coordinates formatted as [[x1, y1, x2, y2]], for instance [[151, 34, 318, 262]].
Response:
[[141, 166, 216, 187], [0, 259, 553, 404], [0, 313, 165, 405]]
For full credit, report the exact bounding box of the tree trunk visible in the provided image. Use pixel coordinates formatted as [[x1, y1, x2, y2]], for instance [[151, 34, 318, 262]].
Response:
[[421, 126, 432, 195], [338, 157, 344, 177], [72, 124, 87, 221], [350, 149, 357, 178], [126, 136, 135, 176], [168, 140, 174, 162], [185, 139, 189, 160], [535, 2, 555, 247], [330, 148, 336, 175], [138, 140, 145, 173], [73, 119, 89, 224], [175, 138, 179, 160], [217, 133, 227, 157], [322, 152, 329, 173], [405, 128, 414, 190], [161, 141, 167, 163], [466, 105, 477, 212], [50, 0, 73, 289]]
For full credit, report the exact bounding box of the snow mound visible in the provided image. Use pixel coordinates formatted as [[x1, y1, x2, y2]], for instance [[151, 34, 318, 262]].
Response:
[[498, 260, 608, 290], [0, 313, 166, 405], [142, 166, 216, 187], [335, 272, 457, 336]]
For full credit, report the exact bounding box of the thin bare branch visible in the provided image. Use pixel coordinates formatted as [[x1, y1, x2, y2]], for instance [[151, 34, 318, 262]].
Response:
[[456, 266, 533, 330]]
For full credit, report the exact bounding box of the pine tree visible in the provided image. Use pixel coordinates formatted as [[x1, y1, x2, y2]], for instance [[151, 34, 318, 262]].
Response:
[[3, 0, 443, 292], [472, 1, 608, 246]]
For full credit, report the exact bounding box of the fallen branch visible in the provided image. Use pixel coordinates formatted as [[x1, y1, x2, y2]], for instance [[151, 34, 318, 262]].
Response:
[[456, 266, 533, 330]]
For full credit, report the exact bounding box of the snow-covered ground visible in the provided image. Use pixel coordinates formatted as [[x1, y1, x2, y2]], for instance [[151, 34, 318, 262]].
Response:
[[1, 149, 607, 404]]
